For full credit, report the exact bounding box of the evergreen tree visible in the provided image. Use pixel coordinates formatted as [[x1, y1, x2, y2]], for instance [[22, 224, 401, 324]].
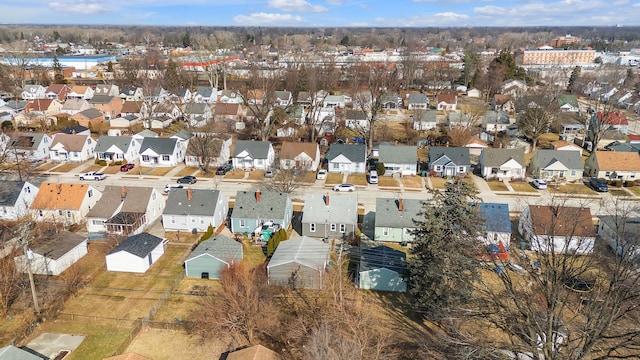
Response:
[[404, 179, 484, 316], [163, 58, 181, 90], [52, 54, 66, 84], [567, 66, 581, 93]]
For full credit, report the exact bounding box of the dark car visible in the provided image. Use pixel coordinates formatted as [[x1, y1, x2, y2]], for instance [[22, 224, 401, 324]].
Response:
[[589, 177, 608, 192], [216, 167, 228, 175], [120, 163, 135, 172], [177, 175, 197, 184]]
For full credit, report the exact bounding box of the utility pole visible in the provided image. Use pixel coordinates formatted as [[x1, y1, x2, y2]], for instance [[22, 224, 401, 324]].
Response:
[[338, 244, 343, 310], [17, 223, 40, 314]]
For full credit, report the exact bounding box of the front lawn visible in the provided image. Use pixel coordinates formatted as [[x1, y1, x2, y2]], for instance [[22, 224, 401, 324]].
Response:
[[224, 169, 245, 180], [378, 177, 400, 187], [549, 183, 597, 195], [176, 166, 199, 177], [35, 162, 57, 171], [53, 162, 84, 173], [402, 176, 423, 188], [347, 174, 368, 186], [247, 170, 265, 180], [138, 167, 173, 176], [609, 189, 631, 197], [487, 180, 509, 192], [429, 176, 448, 189], [102, 166, 122, 174], [630, 187, 640, 196], [81, 165, 104, 173], [510, 181, 539, 193], [325, 173, 343, 185], [297, 171, 317, 183]]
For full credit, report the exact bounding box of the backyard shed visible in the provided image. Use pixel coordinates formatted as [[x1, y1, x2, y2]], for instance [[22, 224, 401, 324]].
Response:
[[184, 235, 243, 279], [267, 236, 330, 289], [106, 233, 166, 273], [356, 246, 407, 292], [14, 231, 87, 276]]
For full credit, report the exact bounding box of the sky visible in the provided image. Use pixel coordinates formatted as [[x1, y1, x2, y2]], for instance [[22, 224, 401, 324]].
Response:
[[0, 0, 639, 27]]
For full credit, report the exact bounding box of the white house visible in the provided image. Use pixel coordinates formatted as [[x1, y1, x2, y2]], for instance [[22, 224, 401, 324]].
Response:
[[49, 133, 96, 162], [529, 150, 583, 182], [193, 87, 217, 104], [406, 93, 429, 110], [218, 89, 243, 104], [478, 203, 512, 246], [8, 132, 52, 161], [436, 93, 457, 111], [378, 144, 417, 176], [67, 86, 94, 100], [93, 84, 120, 97], [345, 110, 369, 130], [279, 142, 320, 171], [94, 136, 140, 163], [413, 109, 437, 131], [21, 85, 46, 100], [139, 137, 186, 167], [231, 140, 275, 170], [584, 151, 640, 181], [185, 134, 232, 168], [323, 94, 347, 108], [162, 188, 229, 232], [326, 143, 367, 174], [106, 233, 166, 273], [0, 181, 39, 221], [14, 231, 88, 276], [479, 148, 526, 180], [31, 182, 102, 226], [519, 205, 595, 254]]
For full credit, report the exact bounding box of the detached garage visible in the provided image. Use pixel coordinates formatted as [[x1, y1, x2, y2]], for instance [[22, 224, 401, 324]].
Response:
[[106, 233, 166, 273], [14, 231, 87, 276], [267, 236, 330, 289], [185, 235, 243, 279], [356, 246, 407, 292]]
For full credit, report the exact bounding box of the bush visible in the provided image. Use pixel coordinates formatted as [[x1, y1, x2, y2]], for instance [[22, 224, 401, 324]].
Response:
[[198, 224, 215, 244], [94, 158, 107, 166], [375, 162, 386, 176]]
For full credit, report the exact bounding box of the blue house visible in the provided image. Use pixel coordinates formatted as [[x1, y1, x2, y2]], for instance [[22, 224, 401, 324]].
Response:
[[230, 190, 293, 235], [184, 235, 243, 279], [478, 203, 511, 246], [428, 146, 471, 177], [356, 246, 407, 292]]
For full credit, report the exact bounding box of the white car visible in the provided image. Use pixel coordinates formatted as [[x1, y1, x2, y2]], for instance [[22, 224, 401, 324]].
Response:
[[532, 179, 547, 190], [316, 169, 327, 180], [79, 171, 105, 181], [164, 184, 184, 193], [333, 183, 356, 192]]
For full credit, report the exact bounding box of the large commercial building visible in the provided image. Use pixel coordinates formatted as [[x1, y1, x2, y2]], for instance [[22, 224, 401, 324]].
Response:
[[519, 49, 595, 65]]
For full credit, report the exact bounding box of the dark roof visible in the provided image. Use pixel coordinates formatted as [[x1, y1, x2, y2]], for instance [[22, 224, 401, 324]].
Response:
[[483, 110, 510, 125], [195, 87, 214, 97], [478, 203, 511, 234], [232, 140, 272, 158], [326, 143, 366, 162], [31, 231, 86, 260], [232, 190, 290, 220], [61, 125, 89, 134], [77, 108, 103, 119], [164, 189, 223, 216], [359, 246, 406, 273], [186, 235, 243, 263], [375, 198, 423, 228], [407, 93, 429, 104], [139, 137, 178, 155], [0, 181, 27, 206], [604, 141, 640, 153], [108, 232, 164, 258], [88, 95, 115, 104], [345, 109, 367, 120], [428, 146, 471, 166]]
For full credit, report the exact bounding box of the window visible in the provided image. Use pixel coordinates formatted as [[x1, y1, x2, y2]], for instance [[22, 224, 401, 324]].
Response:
[[310, 223, 316, 232], [58, 210, 63, 216], [332, 162, 339, 169], [459, 166, 465, 173], [142, 155, 150, 162], [152, 192, 157, 200], [171, 216, 175, 224], [26, 186, 30, 193], [92, 219, 104, 225], [66, 211, 71, 218], [3, 207, 6, 214], [605, 171, 611, 177], [239, 219, 245, 227], [340, 224, 346, 233], [38, 210, 43, 217], [163, 155, 170, 161], [330, 223, 336, 232], [383, 227, 390, 236], [570, 170, 576, 176], [435, 165, 442, 172], [88, 189, 93, 198]]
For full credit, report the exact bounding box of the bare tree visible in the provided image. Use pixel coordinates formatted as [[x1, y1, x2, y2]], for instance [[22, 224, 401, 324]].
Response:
[[185, 127, 224, 174], [260, 169, 301, 194], [516, 92, 557, 150], [0, 246, 20, 314]]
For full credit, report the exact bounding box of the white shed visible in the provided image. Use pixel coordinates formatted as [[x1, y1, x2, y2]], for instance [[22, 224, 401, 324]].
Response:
[[106, 233, 166, 273], [14, 231, 87, 276]]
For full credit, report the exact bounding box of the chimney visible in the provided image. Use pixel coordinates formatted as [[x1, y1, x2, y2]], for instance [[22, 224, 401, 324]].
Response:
[[56, 184, 62, 195], [187, 188, 193, 201], [121, 186, 127, 200], [255, 190, 261, 202], [398, 198, 404, 211], [324, 193, 330, 206]]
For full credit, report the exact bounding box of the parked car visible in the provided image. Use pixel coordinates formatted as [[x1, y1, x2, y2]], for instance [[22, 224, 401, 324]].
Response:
[[216, 166, 229, 175], [265, 169, 276, 178], [368, 170, 379, 184], [120, 163, 135, 172], [79, 171, 106, 181], [589, 177, 609, 192], [164, 184, 184, 193], [316, 169, 327, 180], [177, 175, 197, 184], [333, 183, 356, 192], [532, 179, 547, 190]]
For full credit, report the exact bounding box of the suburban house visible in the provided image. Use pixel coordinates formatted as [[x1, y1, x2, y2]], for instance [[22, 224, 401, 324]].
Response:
[[483, 110, 510, 132], [529, 149, 583, 182], [500, 79, 528, 98], [44, 84, 71, 101], [185, 134, 232, 168], [518, 205, 595, 254], [326, 143, 367, 174], [413, 109, 437, 130], [406, 93, 429, 110], [0, 100, 27, 118], [88, 95, 123, 120], [31, 182, 102, 225], [467, 88, 482, 98], [139, 137, 186, 167], [274, 90, 292, 107], [162, 188, 229, 232], [381, 93, 402, 110], [594, 111, 629, 135], [428, 146, 471, 177], [231, 140, 275, 170], [230, 190, 293, 235], [185, 235, 243, 279], [170, 87, 192, 103], [479, 148, 526, 180], [146, 87, 170, 103], [448, 112, 474, 128], [214, 103, 245, 123], [302, 193, 357, 240], [108, 115, 141, 135], [105, 233, 166, 273], [8, 132, 52, 161], [558, 94, 579, 112], [587, 129, 629, 151], [492, 94, 514, 113], [120, 101, 148, 118], [193, 87, 217, 104], [218, 89, 243, 104], [25, 98, 64, 117], [378, 144, 417, 176], [61, 98, 90, 116], [584, 151, 640, 181], [323, 94, 347, 108], [71, 108, 105, 130], [118, 86, 143, 101], [14, 231, 87, 276], [550, 140, 583, 153], [279, 142, 320, 171], [356, 246, 407, 292], [49, 133, 96, 162], [67, 85, 94, 100], [93, 84, 119, 97], [465, 138, 489, 157], [94, 136, 140, 163], [597, 215, 640, 259], [478, 203, 511, 246], [21, 84, 46, 100], [267, 236, 331, 289], [375, 197, 422, 243], [345, 110, 369, 130], [183, 103, 213, 128], [0, 180, 39, 221], [86, 186, 165, 236], [436, 93, 457, 111]]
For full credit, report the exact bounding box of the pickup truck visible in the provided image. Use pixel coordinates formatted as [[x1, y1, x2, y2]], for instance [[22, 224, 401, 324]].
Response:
[[79, 171, 106, 181]]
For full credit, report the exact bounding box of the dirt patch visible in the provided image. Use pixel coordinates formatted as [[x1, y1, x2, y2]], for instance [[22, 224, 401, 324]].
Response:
[[401, 176, 423, 188], [125, 328, 224, 360]]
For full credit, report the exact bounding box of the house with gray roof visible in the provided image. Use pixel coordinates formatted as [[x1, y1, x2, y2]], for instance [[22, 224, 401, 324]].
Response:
[[558, 94, 579, 112], [356, 246, 407, 292], [375, 197, 423, 243], [139, 137, 186, 167], [185, 134, 232, 168], [14, 231, 87, 276], [193, 86, 217, 104], [182, 102, 213, 128], [0, 180, 39, 221], [478, 203, 511, 246], [483, 110, 511, 132], [162, 188, 228, 232], [86, 186, 165, 236], [61, 98, 89, 116], [428, 146, 471, 177], [8, 132, 52, 161], [231, 140, 275, 170], [479, 147, 526, 180], [413, 109, 437, 130], [302, 193, 357, 240], [378, 144, 418, 176], [381, 93, 402, 110], [529, 149, 583, 182], [274, 90, 292, 107], [406, 93, 429, 110], [0, 345, 44, 360], [94, 135, 140, 163], [597, 215, 640, 260], [185, 235, 243, 279], [106, 232, 166, 273], [21, 84, 46, 100], [326, 143, 366, 174], [267, 236, 330, 289], [345, 110, 368, 130], [230, 190, 293, 235]]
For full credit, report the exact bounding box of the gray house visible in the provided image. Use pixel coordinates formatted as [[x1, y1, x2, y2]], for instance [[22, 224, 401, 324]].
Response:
[[428, 146, 471, 177], [356, 246, 407, 292], [184, 235, 243, 279], [94, 135, 140, 162], [378, 144, 418, 176], [231, 140, 275, 170], [529, 149, 583, 182], [230, 190, 293, 235], [162, 188, 228, 232], [326, 143, 367, 174], [302, 193, 357, 240], [479, 148, 526, 180], [374, 198, 423, 243], [267, 236, 331, 289], [406, 93, 429, 110], [413, 109, 437, 130]]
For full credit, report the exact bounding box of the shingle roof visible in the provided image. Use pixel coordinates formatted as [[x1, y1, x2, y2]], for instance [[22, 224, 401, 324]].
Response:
[[0, 181, 27, 207], [345, 109, 367, 120], [139, 137, 178, 155], [195, 87, 214, 98], [94, 136, 132, 153], [183, 103, 207, 115], [108, 232, 164, 258], [375, 198, 423, 228], [186, 235, 243, 263], [226, 344, 280, 360], [407, 93, 429, 104], [10, 132, 45, 150], [215, 103, 240, 116], [593, 151, 640, 171], [232, 140, 271, 158], [437, 93, 457, 104], [378, 145, 417, 164], [326, 143, 366, 162], [88, 95, 115, 105], [32, 182, 92, 210], [533, 150, 583, 170], [359, 246, 406, 273], [483, 110, 510, 125], [280, 142, 317, 160], [428, 146, 470, 166], [87, 186, 154, 218], [76, 108, 103, 119], [232, 190, 290, 220], [302, 193, 357, 225], [62, 98, 87, 111], [61, 125, 89, 134], [164, 188, 222, 216], [51, 133, 89, 152], [527, 205, 594, 237], [267, 236, 330, 269], [121, 101, 142, 113], [31, 231, 86, 260], [26, 99, 55, 112], [478, 203, 511, 234], [481, 148, 525, 168]]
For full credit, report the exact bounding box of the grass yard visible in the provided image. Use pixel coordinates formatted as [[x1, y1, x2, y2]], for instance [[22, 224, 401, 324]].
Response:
[[247, 170, 264, 180], [463, 177, 476, 190], [147, 167, 173, 176], [378, 177, 400, 187], [538, 133, 560, 148], [401, 176, 423, 188], [609, 189, 631, 197], [325, 173, 343, 185], [124, 328, 223, 360], [177, 166, 199, 177], [35, 162, 57, 171], [297, 171, 317, 183], [224, 169, 245, 180], [429, 176, 448, 189], [164, 231, 200, 244], [195, 169, 218, 178], [53, 162, 84, 173], [80, 164, 104, 173], [487, 180, 509, 192], [549, 183, 597, 195], [347, 174, 368, 186], [102, 166, 122, 174], [510, 181, 539, 193], [630, 187, 640, 196]]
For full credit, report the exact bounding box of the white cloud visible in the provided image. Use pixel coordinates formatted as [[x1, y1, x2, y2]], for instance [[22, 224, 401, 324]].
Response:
[[233, 12, 304, 25], [349, 22, 369, 26], [326, 0, 343, 4], [48, 1, 108, 14], [434, 12, 470, 21], [268, 0, 328, 13]]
